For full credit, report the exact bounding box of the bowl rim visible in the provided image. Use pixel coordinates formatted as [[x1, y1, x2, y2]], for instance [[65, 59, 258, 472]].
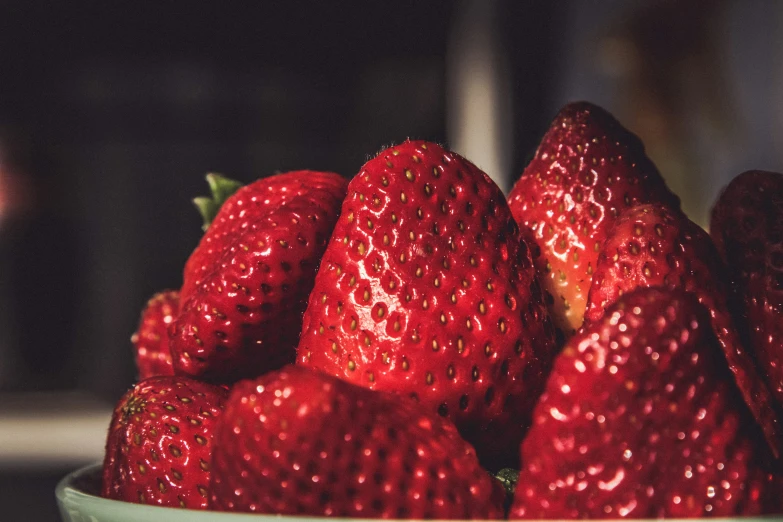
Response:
[[57, 463, 783, 522]]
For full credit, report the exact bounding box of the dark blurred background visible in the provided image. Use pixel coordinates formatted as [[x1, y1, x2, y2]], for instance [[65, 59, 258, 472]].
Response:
[[1, 0, 783, 519]]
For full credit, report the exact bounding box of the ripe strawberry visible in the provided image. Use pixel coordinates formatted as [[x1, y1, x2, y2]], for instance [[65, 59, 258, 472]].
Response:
[[131, 290, 179, 380], [744, 275, 783, 401], [209, 365, 506, 518], [584, 203, 782, 456], [711, 170, 783, 405], [101, 375, 228, 509], [170, 171, 348, 383], [296, 140, 557, 469], [507, 101, 679, 335], [511, 288, 777, 519]]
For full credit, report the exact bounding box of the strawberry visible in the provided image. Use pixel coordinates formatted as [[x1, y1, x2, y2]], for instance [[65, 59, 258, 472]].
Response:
[[131, 290, 179, 380], [101, 375, 228, 509], [743, 275, 783, 402], [711, 170, 783, 405], [209, 365, 506, 518], [507, 101, 679, 335], [511, 287, 777, 519], [584, 203, 782, 456], [170, 171, 348, 383], [296, 140, 557, 469]]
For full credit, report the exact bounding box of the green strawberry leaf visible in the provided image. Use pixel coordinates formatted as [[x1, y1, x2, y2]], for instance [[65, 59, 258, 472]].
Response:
[[193, 173, 243, 231]]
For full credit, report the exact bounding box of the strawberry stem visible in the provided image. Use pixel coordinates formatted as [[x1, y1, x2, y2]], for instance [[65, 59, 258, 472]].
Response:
[[494, 467, 519, 495], [494, 468, 519, 516], [193, 173, 243, 231]]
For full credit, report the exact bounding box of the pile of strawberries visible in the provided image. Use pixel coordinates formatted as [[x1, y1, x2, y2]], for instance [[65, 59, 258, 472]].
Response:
[[101, 102, 783, 519]]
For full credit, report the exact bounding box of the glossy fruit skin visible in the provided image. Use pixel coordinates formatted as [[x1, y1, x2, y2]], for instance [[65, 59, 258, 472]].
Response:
[[101, 376, 228, 509], [296, 140, 556, 469], [711, 171, 783, 405], [209, 365, 506, 519], [170, 171, 348, 384], [585, 203, 781, 456], [511, 288, 776, 519], [131, 290, 179, 380], [744, 276, 783, 402], [507, 101, 679, 336]]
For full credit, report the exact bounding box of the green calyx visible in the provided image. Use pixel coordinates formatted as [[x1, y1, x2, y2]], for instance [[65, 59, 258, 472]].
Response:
[[494, 468, 519, 496], [193, 173, 243, 231]]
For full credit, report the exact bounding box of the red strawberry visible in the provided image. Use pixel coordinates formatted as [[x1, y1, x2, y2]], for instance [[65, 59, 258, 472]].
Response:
[[744, 276, 783, 402], [711, 170, 783, 404], [170, 171, 347, 383], [296, 140, 556, 469], [131, 290, 179, 379], [584, 203, 782, 456], [101, 375, 228, 509], [511, 288, 777, 519], [209, 365, 506, 518], [507, 101, 679, 335]]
